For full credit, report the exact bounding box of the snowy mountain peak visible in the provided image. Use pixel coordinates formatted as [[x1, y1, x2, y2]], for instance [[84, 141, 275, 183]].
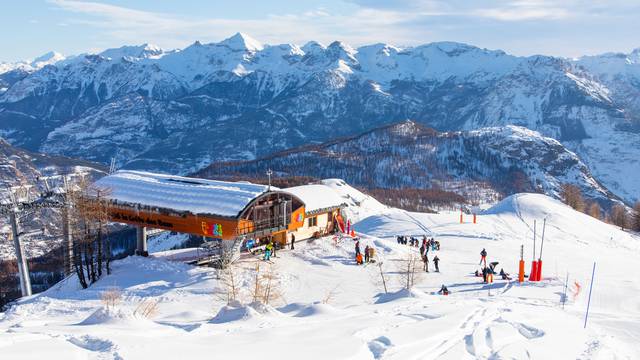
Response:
[[98, 43, 164, 61], [218, 32, 264, 52], [31, 51, 65, 67], [302, 41, 326, 53]]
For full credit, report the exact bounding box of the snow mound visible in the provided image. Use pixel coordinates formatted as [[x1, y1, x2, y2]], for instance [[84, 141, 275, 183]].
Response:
[[293, 303, 339, 317], [374, 288, 428, 304], [79, 307, 133, 325], [210, 301, 282, 324]]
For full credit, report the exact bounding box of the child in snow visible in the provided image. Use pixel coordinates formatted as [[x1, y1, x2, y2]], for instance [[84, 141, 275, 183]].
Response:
[[433, 255, 440, 272], [364, 245, 370, 263]]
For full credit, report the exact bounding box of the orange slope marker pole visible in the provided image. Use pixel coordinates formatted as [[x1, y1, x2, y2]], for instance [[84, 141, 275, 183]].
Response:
[[518, 244, 525, 283], [460, 209, 464, 224]]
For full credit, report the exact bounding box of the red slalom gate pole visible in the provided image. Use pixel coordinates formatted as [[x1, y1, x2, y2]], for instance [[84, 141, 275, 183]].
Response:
[[537, 218, 546, 281], [536, 260, 543, 281], [473, 213, 477, 224], [460, 209, 463, 224], [530, 261, 538, 281]]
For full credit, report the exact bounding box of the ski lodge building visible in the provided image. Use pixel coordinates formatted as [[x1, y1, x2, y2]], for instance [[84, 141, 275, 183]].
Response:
[[93, 171, 347, 255]]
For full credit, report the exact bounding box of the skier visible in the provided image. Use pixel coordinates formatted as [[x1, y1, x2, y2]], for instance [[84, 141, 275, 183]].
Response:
[[423, 254, 429, 272], [264, 242, 273, 261], [290, 233, 295, 250], [479, 248, 487, 266], [438, 284, 449, 295], [355, 239, 361, 263], [489, 261, 499, 274], [364, 245, 370, 263], [433, 255, 440, 272], [420, 244, 426, 257], [431, 238, 436, 251], [499, 268, 512, 280], [482, 266, 488, 283]]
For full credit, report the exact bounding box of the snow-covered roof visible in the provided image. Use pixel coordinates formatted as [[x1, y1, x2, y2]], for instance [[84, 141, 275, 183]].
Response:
[[93, 170, 269, 217], [282, 184, 346, 215]]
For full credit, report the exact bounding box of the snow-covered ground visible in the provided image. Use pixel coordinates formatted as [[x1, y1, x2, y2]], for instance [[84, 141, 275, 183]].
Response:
[[1, 190, 639, 359]]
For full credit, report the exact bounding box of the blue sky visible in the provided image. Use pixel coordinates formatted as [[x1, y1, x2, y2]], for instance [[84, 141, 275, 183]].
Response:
[[2, 0, 639, 62]]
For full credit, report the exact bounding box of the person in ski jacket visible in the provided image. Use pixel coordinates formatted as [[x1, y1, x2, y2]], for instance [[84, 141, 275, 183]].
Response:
[[290, 233, 296, 250], [364, 245, 370, 263], [264, 243, 273, 261], [423, 254, 429, 272], [270, 239, 277, 258], [499, 268, 512, 280], [482, 266, 488, 283], [480, 248, 487, 266], [433, 255, 440, 272], [420, 244, 426, 257], [355, 240, 361, 256], [438, 284, 449, 295]]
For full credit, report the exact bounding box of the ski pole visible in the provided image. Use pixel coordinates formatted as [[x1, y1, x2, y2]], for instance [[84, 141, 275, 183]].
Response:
[[584, 262, 596, 328]]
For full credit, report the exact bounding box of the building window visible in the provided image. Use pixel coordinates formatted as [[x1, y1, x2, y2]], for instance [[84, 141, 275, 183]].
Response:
[[307, 216, 317, 227]]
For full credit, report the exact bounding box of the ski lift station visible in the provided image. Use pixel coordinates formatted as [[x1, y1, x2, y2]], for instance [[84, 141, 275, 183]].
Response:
[[93, 171, 347, 258]]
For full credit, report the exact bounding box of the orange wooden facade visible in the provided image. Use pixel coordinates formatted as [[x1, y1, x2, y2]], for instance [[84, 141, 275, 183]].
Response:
[[107, 206, 250, 240], [107, 204, 308, 241]]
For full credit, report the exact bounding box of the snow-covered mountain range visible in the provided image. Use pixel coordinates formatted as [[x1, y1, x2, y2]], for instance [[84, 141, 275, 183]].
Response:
[[200, 121, 622, 209], [0, 33, 638, 203]]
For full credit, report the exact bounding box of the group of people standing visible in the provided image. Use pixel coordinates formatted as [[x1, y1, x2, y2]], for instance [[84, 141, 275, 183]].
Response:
[[475, 248, 511, 283], [397, 235, 440, 251], [420, 236, 441, 273]]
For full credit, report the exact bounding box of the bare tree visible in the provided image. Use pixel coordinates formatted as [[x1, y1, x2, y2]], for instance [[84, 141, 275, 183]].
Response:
[[377, 261, 389, 294], [397, 251, 422, 291], [68, 179, 112, 289], [100, 287, 122, 311], [587, 202, 601, 220], [216, 263, 240, 305], [634, 202, 640, 232], [134, 299, 159, 319], [260, 263, 283, 305], [611, 205, 628, 230], [0, 260, 18, 311], [560, 184, 585, 212]]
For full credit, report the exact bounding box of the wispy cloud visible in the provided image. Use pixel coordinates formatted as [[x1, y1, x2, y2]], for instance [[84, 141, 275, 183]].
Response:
[[44, 0, 640, 57], [46, 0, 433, 49]]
